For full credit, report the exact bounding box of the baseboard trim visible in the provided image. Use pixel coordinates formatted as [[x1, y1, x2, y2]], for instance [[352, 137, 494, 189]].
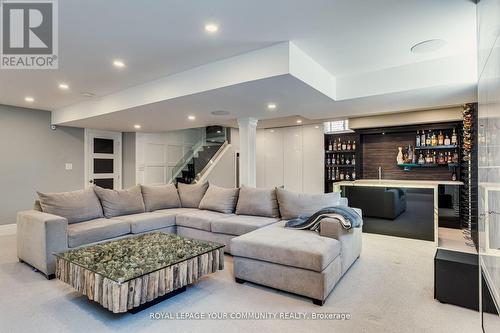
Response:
[[0, 224, 16, 236]]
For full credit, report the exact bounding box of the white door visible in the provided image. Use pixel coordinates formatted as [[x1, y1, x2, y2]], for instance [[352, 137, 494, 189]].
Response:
[[85, 129, 122, 189]]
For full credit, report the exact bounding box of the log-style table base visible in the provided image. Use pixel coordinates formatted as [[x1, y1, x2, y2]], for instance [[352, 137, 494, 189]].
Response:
[[56, 248, 224, 313]]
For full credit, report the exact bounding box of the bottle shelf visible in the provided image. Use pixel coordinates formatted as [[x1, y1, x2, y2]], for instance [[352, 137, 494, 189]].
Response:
[[415, 145, 458, 150], [325, 150, 356, 154], [325, 164, 355, 168], [397, 163, 459, 169]]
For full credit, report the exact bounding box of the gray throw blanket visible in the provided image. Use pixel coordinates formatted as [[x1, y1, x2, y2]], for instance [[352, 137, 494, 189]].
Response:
[[285, 206, 362, 231]]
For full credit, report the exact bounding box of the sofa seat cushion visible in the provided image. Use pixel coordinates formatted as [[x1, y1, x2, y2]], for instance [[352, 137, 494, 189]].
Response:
[[230, 221, 341, 272], [67, 218, 130, 248], [175, 210, 232, 232], [116, 212, 176, 234], [211, 215, 280, 236]]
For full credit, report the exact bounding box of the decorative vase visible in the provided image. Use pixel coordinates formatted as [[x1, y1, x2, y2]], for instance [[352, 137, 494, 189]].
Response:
[[397, 147, 404, 164]]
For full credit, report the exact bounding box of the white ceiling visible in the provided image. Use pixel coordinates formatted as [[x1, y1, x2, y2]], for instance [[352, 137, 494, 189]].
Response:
[[0, 0, 477, 130]]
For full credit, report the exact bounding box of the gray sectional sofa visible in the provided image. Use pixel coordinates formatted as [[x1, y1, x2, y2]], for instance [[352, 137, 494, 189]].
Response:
[[17, 182, 362, 305]]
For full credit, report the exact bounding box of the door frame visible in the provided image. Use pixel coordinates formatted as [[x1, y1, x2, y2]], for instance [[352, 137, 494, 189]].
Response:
[[84, 129, 122, 189]]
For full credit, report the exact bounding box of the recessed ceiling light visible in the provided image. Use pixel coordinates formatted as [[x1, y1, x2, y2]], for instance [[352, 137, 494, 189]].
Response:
[[267, 103, 277, 110], [211, 110, 230, 116], [134, 124, 141, 129], [205, 23, 219, 33], [216, 130, 222, 133], [296, 119, 303, 124], [25, 96, 34, 103], [58, 83, 69, 90], [188, 115, 196, 121], [315, 125, 320, 129], [113, 59, 125, 68], [410, 39, 446, 54], [270, 129, 275, 133]]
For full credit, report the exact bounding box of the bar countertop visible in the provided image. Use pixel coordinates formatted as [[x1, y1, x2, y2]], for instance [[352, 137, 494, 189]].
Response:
[[336, 179, 464, 188]]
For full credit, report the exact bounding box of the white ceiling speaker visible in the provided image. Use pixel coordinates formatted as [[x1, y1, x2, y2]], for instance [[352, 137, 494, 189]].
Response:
[[410, 39, 446, 54], [211, 110, 230, 116]]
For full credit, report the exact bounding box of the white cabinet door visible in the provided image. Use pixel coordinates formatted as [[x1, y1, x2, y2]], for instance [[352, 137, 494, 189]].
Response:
[[263, 129, 284, 188], [283, 126, 303, 192], [302, 125, 324, 193]]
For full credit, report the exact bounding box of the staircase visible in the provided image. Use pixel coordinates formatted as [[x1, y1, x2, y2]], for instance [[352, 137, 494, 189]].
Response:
[[175, 143, 224, 184]]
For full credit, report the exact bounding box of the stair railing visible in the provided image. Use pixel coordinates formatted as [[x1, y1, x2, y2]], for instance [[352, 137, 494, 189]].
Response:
[[194, 141, 229, 183], [168, 140, 205, 184]]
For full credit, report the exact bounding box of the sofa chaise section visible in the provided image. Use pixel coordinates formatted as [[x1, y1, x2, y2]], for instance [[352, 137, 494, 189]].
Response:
[[231, 217, 362, 305]]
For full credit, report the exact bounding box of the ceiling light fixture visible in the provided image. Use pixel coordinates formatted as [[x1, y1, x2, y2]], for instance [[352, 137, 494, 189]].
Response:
[[58, 83, 69, 90], [113, 59, 126, 68], [25, 96, 34, 103], [134, 124, 141, 129], [410, 39, 446, 54], [188, 115, 196, 121], [296, 119, 303, 124], [205, 23, 219, 33], [267, 103, 277, 110]]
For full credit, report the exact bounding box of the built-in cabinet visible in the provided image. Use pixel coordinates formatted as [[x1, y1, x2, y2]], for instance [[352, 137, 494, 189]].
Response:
[[256, 124, 324, 193]]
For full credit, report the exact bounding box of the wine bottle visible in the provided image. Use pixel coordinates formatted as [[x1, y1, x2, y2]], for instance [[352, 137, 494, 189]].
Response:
[[444, 134, 451, 146], [451, 128, 457, 145], [438, 131, 444, 146]]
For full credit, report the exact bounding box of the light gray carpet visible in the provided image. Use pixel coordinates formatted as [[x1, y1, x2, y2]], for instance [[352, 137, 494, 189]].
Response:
[[0, 232, 480, 333]]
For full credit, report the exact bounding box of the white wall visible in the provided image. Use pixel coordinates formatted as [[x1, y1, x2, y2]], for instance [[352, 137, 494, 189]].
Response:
[[136, 128, 205, 185], [256, 124, 324, 193], [204, 145, 237, 188]]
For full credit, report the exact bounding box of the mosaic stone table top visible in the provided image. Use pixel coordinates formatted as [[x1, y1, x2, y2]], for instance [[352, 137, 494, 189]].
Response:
[[54, 232, 224, 283]]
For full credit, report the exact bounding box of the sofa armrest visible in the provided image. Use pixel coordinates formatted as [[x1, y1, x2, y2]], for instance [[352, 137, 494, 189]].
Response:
[[319, 209, 362, 274], [17, 210, 68, 276]]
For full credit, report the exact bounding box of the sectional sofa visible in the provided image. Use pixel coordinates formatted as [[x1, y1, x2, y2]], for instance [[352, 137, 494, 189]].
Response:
[[17, 183, 362, 305]]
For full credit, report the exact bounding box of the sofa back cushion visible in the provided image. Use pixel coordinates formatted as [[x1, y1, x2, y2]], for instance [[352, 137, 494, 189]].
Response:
[[276, 188, 341, 220], [94, 185, 145, 218], [141, 184, 181, 211], [199, 184, 239, 214], [37, 188, 104, 224], [235, 186, 279, 218], [178, 182, 209, 208]]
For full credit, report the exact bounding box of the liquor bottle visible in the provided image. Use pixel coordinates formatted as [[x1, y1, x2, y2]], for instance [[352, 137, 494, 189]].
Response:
[[352, 155, 356, 165], [438, 131, 444, 146], [452, 150, 459, 163], [339, 170, 345, 180], [438, 152, 444, 164], [432, 151, 437, 164], [431, 132, 437, 146], [451, 128, 457, 145], [340, 155, 345, 165], [444, 134, 451, 146], [418, 154, 425, 165], [328, 140, 333, 151], [416, 130, 421, 147], [411, 147, 416, 164], [347, 140, 352, 151], [345, 172, 350, 180], [332, 155, 336, 165], [341, 140, 347, 150], [446, 152, 451, 163], [346, 156, 351, 165], [352, 170, 356, 180], [335, 167, 339, 180], [337, 139, 342, 151], [426, 131, 431, 146], [327, 166, 331, 180], [352, 141, 356, 150], [452, 172, 457, 181], [421, 130, 426, 147]]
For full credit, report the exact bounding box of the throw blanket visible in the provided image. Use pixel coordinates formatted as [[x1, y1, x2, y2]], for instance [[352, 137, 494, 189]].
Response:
[[285, 206, 362, 231]]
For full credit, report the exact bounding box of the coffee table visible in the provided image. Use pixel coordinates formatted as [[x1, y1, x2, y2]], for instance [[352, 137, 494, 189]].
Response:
[[54, 232, 224, 313]]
